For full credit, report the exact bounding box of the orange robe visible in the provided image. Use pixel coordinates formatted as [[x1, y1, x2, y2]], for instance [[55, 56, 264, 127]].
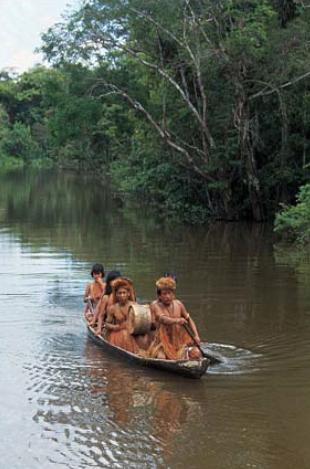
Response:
[[148, 307, 192, 360], [107, 307, 139, 354]]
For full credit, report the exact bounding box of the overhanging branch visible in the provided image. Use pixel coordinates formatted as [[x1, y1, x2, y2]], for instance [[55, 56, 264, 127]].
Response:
[[92, 81, 214, 181], [249, 71, 310, 100]]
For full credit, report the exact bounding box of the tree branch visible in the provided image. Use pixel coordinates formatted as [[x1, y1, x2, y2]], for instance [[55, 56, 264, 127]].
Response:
[[92, 81, 214, 181], [249, 71, 310, 100]]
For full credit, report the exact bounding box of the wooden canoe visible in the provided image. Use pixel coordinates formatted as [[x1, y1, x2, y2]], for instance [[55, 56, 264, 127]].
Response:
[[85, 321, 210, 379]]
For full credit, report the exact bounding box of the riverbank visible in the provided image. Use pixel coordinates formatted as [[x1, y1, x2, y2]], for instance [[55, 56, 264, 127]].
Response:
[[1, 0, 310, 225]]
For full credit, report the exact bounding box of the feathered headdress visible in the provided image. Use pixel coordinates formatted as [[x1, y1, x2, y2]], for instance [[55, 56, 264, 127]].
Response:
[[111, 277, 136, 303], [156, 277, 176, 292]]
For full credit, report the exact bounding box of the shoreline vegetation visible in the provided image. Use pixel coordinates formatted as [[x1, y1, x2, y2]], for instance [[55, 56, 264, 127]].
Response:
[[0, 0, 309, 242]]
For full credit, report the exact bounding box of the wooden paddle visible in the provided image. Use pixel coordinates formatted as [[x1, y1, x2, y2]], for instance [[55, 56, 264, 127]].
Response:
[[87, 299, 95, 313], [86, 299, 96, 323], [183, 322, 222, 365]]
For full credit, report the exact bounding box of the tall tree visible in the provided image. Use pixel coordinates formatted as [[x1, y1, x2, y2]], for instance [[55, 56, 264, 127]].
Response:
[[35, 0, 310, 220]]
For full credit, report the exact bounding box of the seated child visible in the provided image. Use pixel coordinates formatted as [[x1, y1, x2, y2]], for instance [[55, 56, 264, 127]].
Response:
[[84, 263, 106, 321], [90, 270, 122, 335], [148, 277, 202, 360], [105, 277, 140, 354]]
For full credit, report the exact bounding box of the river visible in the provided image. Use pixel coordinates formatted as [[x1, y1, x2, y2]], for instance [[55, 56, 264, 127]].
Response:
[[0, 169, 309, 469]]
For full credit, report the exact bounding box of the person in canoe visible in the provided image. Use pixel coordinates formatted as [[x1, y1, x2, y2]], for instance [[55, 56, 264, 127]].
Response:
[[105, 277, 140, 354], [89, 270, 122, 335], [84, 263, 106, 321], [148, 272, 177, 335], [148, 276, 202, 360]]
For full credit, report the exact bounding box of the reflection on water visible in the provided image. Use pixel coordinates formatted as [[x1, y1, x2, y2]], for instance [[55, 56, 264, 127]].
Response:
[[0, 169, 309, 469]]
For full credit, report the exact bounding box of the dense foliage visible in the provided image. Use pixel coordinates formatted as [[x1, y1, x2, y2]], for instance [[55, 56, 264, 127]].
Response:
[[274, 183, 310, 244], [0, 0, 309, 226]]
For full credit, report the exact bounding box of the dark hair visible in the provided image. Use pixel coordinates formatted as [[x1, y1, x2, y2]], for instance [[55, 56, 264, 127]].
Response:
[[163, 272, 177, 283], [91, 263, 105, 277], [104, 270, 122, 295]]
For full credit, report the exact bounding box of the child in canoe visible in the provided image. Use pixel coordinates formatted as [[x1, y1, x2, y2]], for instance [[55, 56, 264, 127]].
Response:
[[89, 270, 122, 335], [105, 277, 139, 354], [148, 276, 202, 360], [84, 263, 106, 321]]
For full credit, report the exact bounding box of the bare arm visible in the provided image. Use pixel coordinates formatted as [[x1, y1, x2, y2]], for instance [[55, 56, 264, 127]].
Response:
[[156, 303, 185, 326], [159, 315, 182, 325], [84, 283, 91, 302], [149, 303, 158, 329], [91, 295, 108, 326], [188, 317, 201, 343], [180, 303, 201, 343]]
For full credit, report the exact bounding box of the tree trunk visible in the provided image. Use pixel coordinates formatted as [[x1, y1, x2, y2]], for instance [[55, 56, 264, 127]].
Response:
[[277, 0, 297, 27], [234, 84, 264, 221]]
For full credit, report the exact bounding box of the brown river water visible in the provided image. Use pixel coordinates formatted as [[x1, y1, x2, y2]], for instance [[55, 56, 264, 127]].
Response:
[[0, 169, 309, 469]]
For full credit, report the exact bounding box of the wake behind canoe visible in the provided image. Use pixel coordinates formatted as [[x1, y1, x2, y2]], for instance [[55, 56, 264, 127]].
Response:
[[86, 322, 210, 379]]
